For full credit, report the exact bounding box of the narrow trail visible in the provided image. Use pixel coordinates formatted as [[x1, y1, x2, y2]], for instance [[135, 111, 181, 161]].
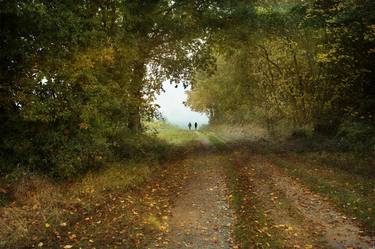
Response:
[[150, 136, 234, 249], [163, 155, 233, 248]]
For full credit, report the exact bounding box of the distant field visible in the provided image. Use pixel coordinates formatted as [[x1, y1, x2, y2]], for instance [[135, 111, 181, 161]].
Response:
[[146, 121, 206, 145]]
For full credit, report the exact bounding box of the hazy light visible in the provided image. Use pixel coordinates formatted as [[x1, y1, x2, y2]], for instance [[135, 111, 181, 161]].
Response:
[[155, 81, 209, 129]]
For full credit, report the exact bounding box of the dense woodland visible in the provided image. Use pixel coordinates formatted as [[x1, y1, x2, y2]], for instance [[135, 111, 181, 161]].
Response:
[[1, 0, 217, 177], [188, 0, 375, 143], [1, 0, 374, 178]]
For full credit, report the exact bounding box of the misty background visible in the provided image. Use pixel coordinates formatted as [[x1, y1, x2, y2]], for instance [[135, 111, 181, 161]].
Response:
[[155, 81, 209, 129]]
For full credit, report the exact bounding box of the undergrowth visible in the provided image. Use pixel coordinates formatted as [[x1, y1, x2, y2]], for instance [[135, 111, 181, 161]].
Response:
[[0, 161, 157, 249]]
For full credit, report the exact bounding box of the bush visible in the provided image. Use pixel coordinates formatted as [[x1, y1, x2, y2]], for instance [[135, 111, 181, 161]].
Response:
[[0, 120, 172, 179], [110, 130, 171, 163], [1, 121, 110, 179], [290, 127, 313, 139], [336, 121, 375, 152]]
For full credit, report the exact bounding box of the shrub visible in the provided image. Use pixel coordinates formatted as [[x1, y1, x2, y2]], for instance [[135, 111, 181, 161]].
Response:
[[109, 129, 171, 163], [290, 127, 313, 139], [336, 121, 375, 152]]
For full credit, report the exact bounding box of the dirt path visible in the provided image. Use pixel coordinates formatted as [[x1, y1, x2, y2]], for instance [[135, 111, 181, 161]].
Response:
[[147, 132, 374, 249], [232, 150, 375, 249], [150, 153, 234, 249], [4, 130, 374, 249]]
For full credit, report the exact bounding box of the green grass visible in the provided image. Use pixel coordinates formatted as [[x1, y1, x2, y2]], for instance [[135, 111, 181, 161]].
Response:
[[205, 124, 267, 141], [206, 134, 283, 248], [203, 132, 227, 149], [225, 160, 283, 249], [272, 156, 375, 235], [74, 162, 154, 194], [0, 161, 158, 249], [146, 121, 203, 145]]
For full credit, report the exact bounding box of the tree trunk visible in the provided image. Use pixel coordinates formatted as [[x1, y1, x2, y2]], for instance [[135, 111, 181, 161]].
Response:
[[128, 61, 145, 132]]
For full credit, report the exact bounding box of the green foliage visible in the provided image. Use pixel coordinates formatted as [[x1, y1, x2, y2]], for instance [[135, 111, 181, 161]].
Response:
[[290, 128, 313, 139], [187, 0, 375, 145], [0, 0, 222, 177], [188, 53, 257, 125], [336, 121, 375, 152], [1, 0, 374, 177], [148, 121, 198, 145], [110, 130, 171, 163]]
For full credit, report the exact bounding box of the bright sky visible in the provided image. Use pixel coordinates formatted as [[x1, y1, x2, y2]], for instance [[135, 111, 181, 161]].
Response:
[[155, 81, 209, 128]]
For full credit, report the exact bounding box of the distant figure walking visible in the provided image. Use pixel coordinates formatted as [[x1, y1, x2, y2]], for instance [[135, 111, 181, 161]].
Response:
[[188, 122, 192, 130], [194, 122, 198, 130]]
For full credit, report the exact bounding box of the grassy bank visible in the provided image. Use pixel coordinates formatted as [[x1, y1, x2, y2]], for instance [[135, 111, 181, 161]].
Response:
[[272, 156, 375, 235], [0, 162, 157, 248]]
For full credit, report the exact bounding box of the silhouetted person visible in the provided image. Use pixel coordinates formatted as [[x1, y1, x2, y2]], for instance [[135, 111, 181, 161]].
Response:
[[188, 122, 192, 130], [194, 122, 198, 130]]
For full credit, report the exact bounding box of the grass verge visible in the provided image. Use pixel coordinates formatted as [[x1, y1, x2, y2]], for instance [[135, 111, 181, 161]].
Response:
[[225, 158, 283, 249], [206, 134, 283, 248], [272, 156, 375, 235], [0, 162, 160, 249]]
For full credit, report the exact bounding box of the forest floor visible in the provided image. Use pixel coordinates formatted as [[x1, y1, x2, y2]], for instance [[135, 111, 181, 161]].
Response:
[[0, 127, 374, 249]]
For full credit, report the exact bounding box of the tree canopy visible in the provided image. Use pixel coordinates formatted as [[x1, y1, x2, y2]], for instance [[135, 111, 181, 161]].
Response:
[[1, 0, 374, 177], [188, 0, 375, 140]]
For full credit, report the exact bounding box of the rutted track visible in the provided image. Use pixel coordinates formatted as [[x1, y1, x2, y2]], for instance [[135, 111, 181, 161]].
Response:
[[149, 135, 234, 249]]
